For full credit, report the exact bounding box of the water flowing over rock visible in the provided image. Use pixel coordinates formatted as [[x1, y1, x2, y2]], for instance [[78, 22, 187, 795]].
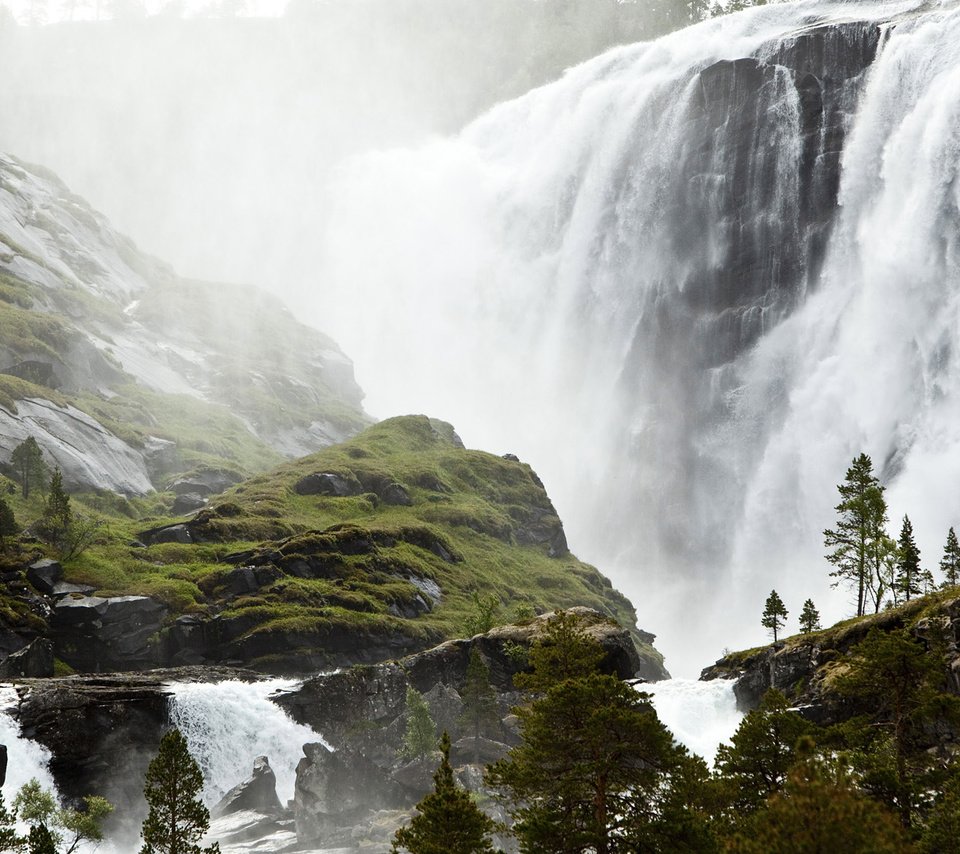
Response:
[[320, 0, 960, 666]]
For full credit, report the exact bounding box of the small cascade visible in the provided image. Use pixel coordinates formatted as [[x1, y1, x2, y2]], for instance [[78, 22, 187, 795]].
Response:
[[168, 679, 328, 807], [643, 678, 741, 764], [0, 687, 57, 800]]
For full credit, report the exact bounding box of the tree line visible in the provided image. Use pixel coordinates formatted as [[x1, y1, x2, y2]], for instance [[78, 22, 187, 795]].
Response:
[[825, 453, 958, 617], [390, 610, 960, 852]]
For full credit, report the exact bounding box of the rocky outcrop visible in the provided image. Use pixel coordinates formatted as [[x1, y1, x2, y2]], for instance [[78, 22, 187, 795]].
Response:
[[212, 755, 283, 818], [277, 608, 642, 846], [700, 595, 960, 724]]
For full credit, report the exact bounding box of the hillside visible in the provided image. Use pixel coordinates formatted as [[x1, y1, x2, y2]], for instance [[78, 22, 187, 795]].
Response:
[[0, 415, 667, 679], [0, 152, 368, 496]]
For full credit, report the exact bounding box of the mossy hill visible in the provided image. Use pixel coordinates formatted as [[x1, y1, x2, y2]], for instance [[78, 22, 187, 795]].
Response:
[[0, 416, 667, 679], [0, 152, 368, 496]]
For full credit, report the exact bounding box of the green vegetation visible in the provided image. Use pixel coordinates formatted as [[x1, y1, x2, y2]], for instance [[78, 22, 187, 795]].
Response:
[[798, 598, 821, 634], [391, 732, 497, 854], [400, 686, 438, 762], [7, 778, 112, 854], [760, 590, 787, 643], [486, 612, 711, 852], [139, 729, 220, 854]]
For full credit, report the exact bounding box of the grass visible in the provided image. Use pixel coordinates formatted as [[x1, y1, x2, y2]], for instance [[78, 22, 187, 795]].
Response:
[[0, 415, 659, 672]]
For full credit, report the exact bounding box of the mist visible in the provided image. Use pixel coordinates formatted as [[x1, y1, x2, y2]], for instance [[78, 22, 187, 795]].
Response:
[[3, 0, 956, 679]]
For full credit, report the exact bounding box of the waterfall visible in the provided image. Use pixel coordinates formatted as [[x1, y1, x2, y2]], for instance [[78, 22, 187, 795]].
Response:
[[0, 687, 57, 801], [644, 678, 741, 764], [168, 679, 328, 806], [313, 0, 960, 672]]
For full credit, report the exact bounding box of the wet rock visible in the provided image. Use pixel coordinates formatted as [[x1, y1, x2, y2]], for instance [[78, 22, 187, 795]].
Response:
[[212, 755, 283, 818], [450, 736, 511, 766], [26, 559, 62, 595], [139, 523, 194, 545], [0, 638, 53, 678], [51, 595, 167, 671]]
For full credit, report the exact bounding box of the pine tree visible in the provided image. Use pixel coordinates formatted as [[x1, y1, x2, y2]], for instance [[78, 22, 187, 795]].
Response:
[[44, 469, 71, 529], [940, 527, 960, 588], [798, 599, 821, 634], [761, 590, 788, 643], [459, 647, 498, 764], [0, 497, 18, 552], [894, 515, 922, 603], [391, 732, 497, 854], [10, 436, 47, 500], [514, 609, 606, 692], [140, 729, 219, 854], [824, 454, 889, 616], [400, 687, 437, 761]]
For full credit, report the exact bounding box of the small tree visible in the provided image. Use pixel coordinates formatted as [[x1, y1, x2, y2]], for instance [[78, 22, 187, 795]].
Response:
[[391, 732, 497, 854], [13, 778, 112, 854], [798, 599, 821, 634], [514, 610, 606, 692], [761, 590, 788, 643], [824, 454, 888, 617], [0, 497, 18, 552], [35, 469, 100, 561], [400, 687, 437, 761], [459, 647, 499, 763], [463, 592, 501, 637], [11, 437, 47, 500], [894, 515, 922, 603], [940, 527, 960, 588], [140, 729, 220, 854]]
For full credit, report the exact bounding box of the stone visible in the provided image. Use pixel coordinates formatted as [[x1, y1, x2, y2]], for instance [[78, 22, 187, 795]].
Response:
[[450, 736, 511, 766], [380, 482, 412, 506], [26, 559, 63, 595], [50, 581, 96, 598], [172, 492, 206, 515], [294, 472, 362, 497], [211, 755, 283, 818], [0, 639, 53, 678]]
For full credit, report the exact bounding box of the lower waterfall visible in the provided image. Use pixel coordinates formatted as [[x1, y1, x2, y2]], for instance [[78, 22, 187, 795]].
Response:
[[644, 678, 742, 765], [167, 678, 327, 806]]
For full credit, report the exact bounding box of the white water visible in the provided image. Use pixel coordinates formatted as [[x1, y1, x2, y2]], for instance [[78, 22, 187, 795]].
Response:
[[644, 678, 741, 765], [0, 687, 57, 802], [313, 0, 960, 674], [168, 679, 328, 807]]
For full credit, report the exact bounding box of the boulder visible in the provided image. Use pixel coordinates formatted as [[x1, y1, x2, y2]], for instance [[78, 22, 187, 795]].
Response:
[[0, 639, 53, 678], [26, 559, 62, 595], [51, 595, 167, 671], [211, 755, 283, 818], [294, 472, 362, 497], [51, 581, 96, 598], [380, 483, 412, 506], [172, 492, 206, 515], [450, 736, 511, 766]]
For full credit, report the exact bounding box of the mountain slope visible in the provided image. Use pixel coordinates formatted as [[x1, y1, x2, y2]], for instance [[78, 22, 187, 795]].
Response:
[[0, 152, 367, 495]]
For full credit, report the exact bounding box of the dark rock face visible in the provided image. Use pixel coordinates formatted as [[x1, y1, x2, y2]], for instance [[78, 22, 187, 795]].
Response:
[[51, 595, 168, 672], [212, 755, 283, 818], [172, 492, 206, 514], [0, 638, 53, 678]]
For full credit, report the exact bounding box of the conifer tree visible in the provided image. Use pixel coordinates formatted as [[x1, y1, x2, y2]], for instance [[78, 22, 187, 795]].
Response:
[[824, 454, 889, 616], [513, 610, 606, 692], [459, 647, 498, 764], [10, 437, 47, 500], [400, 687, 437, 761], [798, 599, 821, 634], [0, 497, 18, 552], [391, 732, 497, 854], [761, 590, 788, 643], [140, 729, 219, 854], [894, 515, 922, 602], [940, 527, 960, 588]]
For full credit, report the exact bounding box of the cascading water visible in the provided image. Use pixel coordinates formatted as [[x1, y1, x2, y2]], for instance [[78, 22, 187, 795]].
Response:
[[644, 679, 741, 765], [314, 0, 960, 673], [167, 679, 327, 806], [0, 687, 57, 800]]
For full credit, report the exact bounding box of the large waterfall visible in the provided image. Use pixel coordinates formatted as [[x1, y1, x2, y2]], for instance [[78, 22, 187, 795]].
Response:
[[314, 0, 960, 672]]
